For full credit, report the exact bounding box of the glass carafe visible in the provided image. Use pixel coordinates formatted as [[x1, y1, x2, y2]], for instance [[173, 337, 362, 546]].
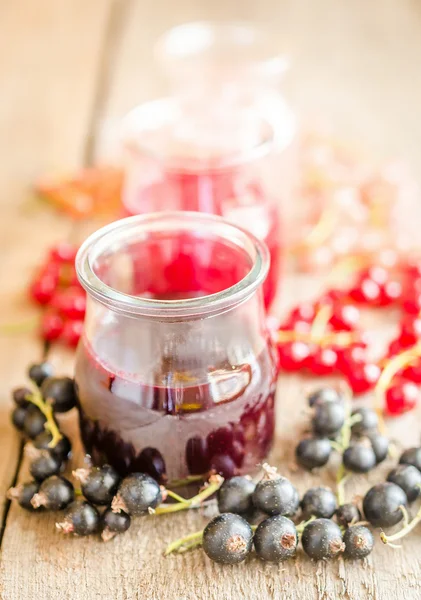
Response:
[[74, 212, 279, 483]]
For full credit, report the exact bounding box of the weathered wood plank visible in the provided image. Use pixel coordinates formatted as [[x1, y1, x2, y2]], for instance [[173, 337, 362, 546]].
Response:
[[0, 0, 114, 582]]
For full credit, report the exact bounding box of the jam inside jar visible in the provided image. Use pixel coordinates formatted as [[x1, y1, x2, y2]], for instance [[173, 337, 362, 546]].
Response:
[[75, 212, 278, 483]]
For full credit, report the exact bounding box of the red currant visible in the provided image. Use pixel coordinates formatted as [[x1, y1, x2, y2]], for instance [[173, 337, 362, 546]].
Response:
[[40, 311, 64, 341], [398, 317, 421, 347], [51, 287, 86, 320], [278, 341, 313, 372], [385, 379, 419, 415], [289, 303, 316, 323], [307, 346, 338, 375], [279, 319, 311, 334], [365, 266, 389, 285], [402, 359, 421, 384], [402, 290, 421, 314], [345, 362, 381, 394], [61, 319, 83, 348], [329, 304, 360, 331], [49, 243, 78, 264], [349, 278, 381, 304], [336, 344, 367, 372], [387, 338, 409, 358], [29, 274, 58, 305], [379, 280, 402, 306], [317, 288, 347, 306]]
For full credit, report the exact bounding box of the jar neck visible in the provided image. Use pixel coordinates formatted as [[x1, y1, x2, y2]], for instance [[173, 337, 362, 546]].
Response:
[[76, 212, 270, 321]]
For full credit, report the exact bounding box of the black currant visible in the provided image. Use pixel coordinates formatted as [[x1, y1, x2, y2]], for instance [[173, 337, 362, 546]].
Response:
[[343, 441, 377, 473], [74, 464, 120, 506], [101, 508, 131, 542], [295, 437, 331, 470], [23, 405, 47, 439], [367, 432, 389, 464], [217, 476, 255, 515], [399, 447, 421, 471], [12, 387, 31, 407], [29, 450, 62, 481], [11, 406, 28, 431], [308, 387, 342, 407], [301, 518, 345, 560], [112, 473, 162, 516], [363, 482, 407, 528], [343, 525, 374, 559], [387, 465, 421, 503], [351, 407, 378, 434], [335, 503, 361, 528], [56, 499, 99, 536], [28, 362, 54, 387], [31, 475, 74, 510], [312, 401, 345, 436], [202, 513, 253, 564], [41, 377, 77, 413], [7, 481, 40, 511], [254, 515, 297, 562], [301, 486, 337, 519], [33, 431, 72, 461], [252, 474, 299, 517]]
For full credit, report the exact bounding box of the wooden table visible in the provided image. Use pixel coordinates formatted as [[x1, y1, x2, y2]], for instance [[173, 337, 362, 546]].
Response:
[[1, 1, 421, 598]]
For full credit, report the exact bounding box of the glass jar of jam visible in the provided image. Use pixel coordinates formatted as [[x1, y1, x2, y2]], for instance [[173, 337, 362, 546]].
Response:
[[74, 212, 278, 484]]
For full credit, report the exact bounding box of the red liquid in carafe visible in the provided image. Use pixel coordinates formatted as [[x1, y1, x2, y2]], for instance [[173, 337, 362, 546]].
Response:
[[75, 232, 278, 482]]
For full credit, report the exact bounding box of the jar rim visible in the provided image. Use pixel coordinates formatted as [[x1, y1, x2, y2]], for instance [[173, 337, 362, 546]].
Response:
[[121, 97, 275, 173], [76, 212, 270, 319]]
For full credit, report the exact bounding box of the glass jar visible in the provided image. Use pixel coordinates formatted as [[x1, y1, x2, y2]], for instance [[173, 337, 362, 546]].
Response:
[[121, 99, 288, 310], [75, 212, 279, 483]]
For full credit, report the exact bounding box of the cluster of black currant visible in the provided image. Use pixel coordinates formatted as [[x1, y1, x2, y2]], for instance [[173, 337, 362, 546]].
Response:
[[295, 386, 390, 475], [8, 362, 223, 540], [165, 464, 373, 563]]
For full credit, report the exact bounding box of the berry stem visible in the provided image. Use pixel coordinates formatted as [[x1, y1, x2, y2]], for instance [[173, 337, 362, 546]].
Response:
[[26, 386, 62, 447], [0, 317, 38, 335], [380, 504, 421, 546], [310, 304, 333, 342], [155, 475, 224, 515], [296, 516, 316, 536], [164, 530, 203, 556], [336, 464, 350, 506], [375, 343, 421, 431], [164, 489, 189, 504], [167, 474, 207, 488]]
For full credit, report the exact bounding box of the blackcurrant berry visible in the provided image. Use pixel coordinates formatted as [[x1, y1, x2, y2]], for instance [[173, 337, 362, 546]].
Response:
[[33, 431, 72, 461], [12, 387, 31, 407], [363, 482, 407, 528], [399, 447, 421, 471], [301, 518, 345, 560], [217, 476, 255, 515], [301, 486, 337, 519], [295, 437, 331, 470], [11, 406, 28, 431], [29, 450, 62, 481], [312, 401, 345, 436], [387, 465, 421, 502], [28, 362, 54, 387], [111, 473, 162, 516], [74, 464, 120, 506], [254, 515, 297, 562], [31, 475, 74, 510], [367, 432, 389, 464], [343, 442, 377, 473], [56, 499, 99, 536], [41, 377, 77, 413], [335, 503, 361, 528], [252, 475, 299, 517], [202, 513, 253, 564], [351, 407, 378, 434], [308, 387, 342, 407], [23, 405, 47, 439], [7, 481, 40, 511], [101, 508, 131, 542], [343, 525, 374, 559]]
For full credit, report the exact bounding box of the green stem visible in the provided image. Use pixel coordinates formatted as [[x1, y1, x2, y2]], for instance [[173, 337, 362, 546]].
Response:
[[380, 504, 421, 546], [336, 464, 349, 506], [155, 475, 223, 515], [165, 489, 189, 504], [164, 530, 203, 556], [0, 317, 38, 335], [27, 387, 62, 447], [296, 516, 316, 535], [167, 474, 207, 488]]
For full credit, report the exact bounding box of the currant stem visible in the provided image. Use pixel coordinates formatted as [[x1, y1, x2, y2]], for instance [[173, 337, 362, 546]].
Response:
[[155, 475, 224, 515], [310, 304, 333, 342], [27, 386, 62, 447], [380, 503, 421, 545], [296, 516, 316, 535], [164, 530, 204, 556], [167, 474, 207, 488], [336, 464, 349, 506], [164, 490, 189, 504], [0, 317, 38, 335]]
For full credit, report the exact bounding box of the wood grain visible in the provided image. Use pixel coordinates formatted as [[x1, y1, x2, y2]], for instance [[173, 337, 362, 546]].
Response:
[[1, 0, 421, 599]]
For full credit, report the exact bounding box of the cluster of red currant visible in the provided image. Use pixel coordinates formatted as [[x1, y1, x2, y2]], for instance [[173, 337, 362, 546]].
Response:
[[29, 243, 85, 348], [276, 256, 421, 416]]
